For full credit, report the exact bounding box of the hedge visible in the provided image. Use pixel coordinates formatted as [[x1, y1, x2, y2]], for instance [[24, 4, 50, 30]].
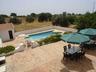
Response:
[[37, 34, 61, 46], [0, 45, 15, 54], [64, 31, 72, 34]]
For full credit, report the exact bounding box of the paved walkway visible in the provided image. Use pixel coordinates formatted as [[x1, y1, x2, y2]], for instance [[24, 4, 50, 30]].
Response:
[[6, 41, 96, 72]]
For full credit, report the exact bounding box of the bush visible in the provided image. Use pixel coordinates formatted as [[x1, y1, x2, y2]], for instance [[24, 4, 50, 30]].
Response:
[[52, 14, 69, 27], [64, 31, 72, 34], [38, 13, 52, 22], [0, 15, 5, 24], [37, 34, 61, 46], [0, 47, 4, 54], [0, 45, 15, 54], [9, 17, 22, 24], [3, 46, 15, 53], [26, 15, 34, 23]]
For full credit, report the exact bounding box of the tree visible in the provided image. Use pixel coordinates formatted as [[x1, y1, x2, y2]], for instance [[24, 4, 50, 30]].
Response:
[[60, 16, 69, 27], [63, 12, 67, 17], [52, 16, 69, 27], [76, 12, 96, 29], [0, 15, 5, 24], [46, 13, 52, 21], [10, 13, 17, 17], [9, 17, 22, 24], [38, 13, 47, 22], [0, 14, 8, 18], [52, 13, 69, 27], [38, 13, 52, 22], [67, 15, 75, 24], [31, 13, 37, 18], [26, 15, 34, 23]]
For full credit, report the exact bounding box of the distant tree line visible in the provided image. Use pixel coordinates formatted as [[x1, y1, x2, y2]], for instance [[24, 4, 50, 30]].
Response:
[[9, 13, 22, 24], [0, 15, 5, 24], [0, 12, 96, 29], [76, 12, 96, 29]]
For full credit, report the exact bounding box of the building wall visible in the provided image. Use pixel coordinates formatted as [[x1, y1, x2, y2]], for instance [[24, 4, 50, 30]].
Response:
[[0, 29, 15, 42], [0, 38, 2, 47]]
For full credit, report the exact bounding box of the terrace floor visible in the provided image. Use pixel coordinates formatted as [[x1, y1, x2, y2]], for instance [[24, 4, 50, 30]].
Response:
[[6, 41, 96, 72]]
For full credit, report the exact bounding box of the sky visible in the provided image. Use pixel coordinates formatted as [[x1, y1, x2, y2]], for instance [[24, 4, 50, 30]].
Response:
[[0, 0, 95, 15]]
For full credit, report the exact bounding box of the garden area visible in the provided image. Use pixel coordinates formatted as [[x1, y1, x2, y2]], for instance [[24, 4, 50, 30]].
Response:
[[0, 45, 15, 56], [37, 31, 72, 46]]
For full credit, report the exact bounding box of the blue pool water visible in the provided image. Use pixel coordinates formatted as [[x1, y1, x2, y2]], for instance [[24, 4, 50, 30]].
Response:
[[26, 31, 55, 41]]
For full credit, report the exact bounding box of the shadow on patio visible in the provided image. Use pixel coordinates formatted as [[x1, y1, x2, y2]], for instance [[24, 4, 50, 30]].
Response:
[[61, 56, 94, 72], [86, 49, 96, 57]]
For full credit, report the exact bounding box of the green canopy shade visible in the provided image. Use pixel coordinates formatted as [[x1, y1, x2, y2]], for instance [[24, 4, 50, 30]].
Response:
[[61, 33, 90, 44], [79, 28, 96, 35]]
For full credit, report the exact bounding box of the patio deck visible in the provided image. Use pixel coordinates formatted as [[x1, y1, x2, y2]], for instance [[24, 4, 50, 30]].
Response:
[[6, 41, 96, 72]]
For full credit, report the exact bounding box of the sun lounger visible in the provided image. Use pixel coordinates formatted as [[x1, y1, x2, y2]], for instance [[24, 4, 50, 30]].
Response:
[[0, 56, 6, 72], [14, 43, 26, 53]]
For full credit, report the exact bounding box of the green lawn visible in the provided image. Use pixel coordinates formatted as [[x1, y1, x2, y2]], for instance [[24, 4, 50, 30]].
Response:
[[14, 21, 52, 32]]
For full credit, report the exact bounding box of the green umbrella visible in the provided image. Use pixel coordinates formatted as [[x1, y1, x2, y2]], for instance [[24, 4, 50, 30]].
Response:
[[61, 33, 90, 44], [79, 28, 96, 35]]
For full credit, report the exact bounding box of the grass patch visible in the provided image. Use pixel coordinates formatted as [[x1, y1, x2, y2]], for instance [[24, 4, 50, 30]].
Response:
[[14, 21, 52, 32]]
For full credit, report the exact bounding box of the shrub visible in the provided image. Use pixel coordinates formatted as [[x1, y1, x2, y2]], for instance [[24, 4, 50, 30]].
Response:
[[26, 15, 34, 23], [0, 15, 5, 24], [37, 34, 61, 46], [0, 45, 15, 54], [64, 31, 72, 34], [38, 13, 52, 22], [3, 46, 15, 53], [9, 17, 22, 24], [0, 47, 4, 54], [37, 40, 44, 46]]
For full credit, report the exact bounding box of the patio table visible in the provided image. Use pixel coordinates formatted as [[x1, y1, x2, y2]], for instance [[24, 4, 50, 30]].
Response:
[[66, 46, 81, 54]]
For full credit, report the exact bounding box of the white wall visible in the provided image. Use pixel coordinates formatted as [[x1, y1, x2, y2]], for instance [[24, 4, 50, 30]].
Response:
[[0, 38, 2, 47], [0, 29, 15, 42]]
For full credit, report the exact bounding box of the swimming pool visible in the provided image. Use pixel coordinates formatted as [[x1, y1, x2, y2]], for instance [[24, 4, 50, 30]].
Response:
[[26, 31, 56, 41]]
